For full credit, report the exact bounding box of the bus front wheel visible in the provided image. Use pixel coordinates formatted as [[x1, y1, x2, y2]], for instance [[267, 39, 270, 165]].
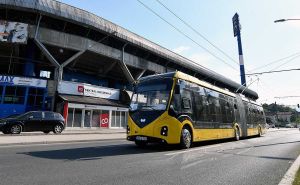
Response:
[[180, 127, 192, 149]]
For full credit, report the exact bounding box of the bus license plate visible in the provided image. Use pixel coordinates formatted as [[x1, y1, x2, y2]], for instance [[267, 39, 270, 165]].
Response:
[[136, 136, 147, 141]]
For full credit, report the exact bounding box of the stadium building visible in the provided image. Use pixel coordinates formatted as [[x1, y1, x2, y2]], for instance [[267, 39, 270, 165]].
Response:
[[0, 0, 258, 129]]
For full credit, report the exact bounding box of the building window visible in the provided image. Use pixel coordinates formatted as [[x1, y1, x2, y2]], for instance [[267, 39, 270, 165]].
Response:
[[91, 110, 102, 127], [111, 111, 127, 128], [73, 109, 82, 127], [27, 87, 45, 109], [3, 86, 25, 104]]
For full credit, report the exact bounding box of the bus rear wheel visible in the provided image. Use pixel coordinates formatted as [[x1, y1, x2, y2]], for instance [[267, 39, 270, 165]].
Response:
[[180, 127, 192, 149], [258, 127, 262, 137], [234, 127, 240, 141]]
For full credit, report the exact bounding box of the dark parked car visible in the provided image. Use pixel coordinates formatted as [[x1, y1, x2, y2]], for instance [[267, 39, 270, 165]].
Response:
[[0, 111, 65, 134]]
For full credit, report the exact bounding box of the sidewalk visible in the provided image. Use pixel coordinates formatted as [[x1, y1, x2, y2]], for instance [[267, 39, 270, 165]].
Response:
[[0, 129, 126, 146]]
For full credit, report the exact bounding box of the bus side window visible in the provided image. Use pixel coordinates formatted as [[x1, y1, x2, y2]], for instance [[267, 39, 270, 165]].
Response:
[[182, 97, 191, 109]]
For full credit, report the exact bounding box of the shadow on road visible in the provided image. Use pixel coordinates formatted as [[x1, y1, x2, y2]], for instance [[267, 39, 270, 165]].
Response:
[[21, 143, 180, 161], [20, 137, 244, 161], [22, 135, 299, 161]]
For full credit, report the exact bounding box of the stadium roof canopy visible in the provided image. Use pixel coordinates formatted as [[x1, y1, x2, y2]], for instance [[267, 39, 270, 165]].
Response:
[[0, 0, 258, 100]]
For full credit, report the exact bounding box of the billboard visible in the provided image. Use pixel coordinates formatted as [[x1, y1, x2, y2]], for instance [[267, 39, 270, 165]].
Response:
[[58, 81, 120, 100], [0, 75, 47, 88], [0, 20, 28, 44]]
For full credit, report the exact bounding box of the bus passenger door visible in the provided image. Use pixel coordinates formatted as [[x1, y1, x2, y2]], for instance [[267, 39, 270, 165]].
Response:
[[235, 95, 247, 137]]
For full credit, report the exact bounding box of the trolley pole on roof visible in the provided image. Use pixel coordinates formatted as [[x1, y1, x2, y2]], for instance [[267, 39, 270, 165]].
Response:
[[232, 13, 246, 86]]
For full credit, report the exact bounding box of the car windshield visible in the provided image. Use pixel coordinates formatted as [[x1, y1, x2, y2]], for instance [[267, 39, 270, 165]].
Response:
[[130, 78, 173, 111], [15, 112, 32, 119]]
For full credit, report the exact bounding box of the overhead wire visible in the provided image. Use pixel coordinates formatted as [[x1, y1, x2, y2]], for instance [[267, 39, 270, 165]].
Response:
[[270, 54, 300, 71], [137, 0, 266, 99], [155, 0, 239, 65], [136, 0, 294, 102], [249, 51, 300, 72], [136, 0, 239, 72], [154, 0, 265, 93]]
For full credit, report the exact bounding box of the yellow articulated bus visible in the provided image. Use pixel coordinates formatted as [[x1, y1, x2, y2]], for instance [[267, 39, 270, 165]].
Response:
[[127, 71, 266, 148]]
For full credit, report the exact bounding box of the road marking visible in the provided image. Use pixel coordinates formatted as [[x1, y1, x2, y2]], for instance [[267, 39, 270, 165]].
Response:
[[165, 144, 222, 156], [278, 154, 300, 185]]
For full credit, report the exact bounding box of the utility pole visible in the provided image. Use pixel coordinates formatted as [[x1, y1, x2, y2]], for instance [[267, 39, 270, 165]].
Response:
[[232, 13, 246, 86]]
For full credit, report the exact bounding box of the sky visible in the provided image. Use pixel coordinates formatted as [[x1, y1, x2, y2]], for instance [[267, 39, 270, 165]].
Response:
[[59, 0, 300, 107]]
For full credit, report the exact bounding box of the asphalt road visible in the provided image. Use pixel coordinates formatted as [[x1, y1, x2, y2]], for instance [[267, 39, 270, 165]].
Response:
[[0, 129, 299, 185]]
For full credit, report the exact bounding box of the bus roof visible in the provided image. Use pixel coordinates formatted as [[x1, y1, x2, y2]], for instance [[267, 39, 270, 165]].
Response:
[[139, 71, 259, 100]]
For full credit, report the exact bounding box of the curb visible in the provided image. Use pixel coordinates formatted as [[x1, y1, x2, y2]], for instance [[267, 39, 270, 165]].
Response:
[[0, 138, 126, 147], [278, 154, 300, 185], [0, 131, 126, 137]]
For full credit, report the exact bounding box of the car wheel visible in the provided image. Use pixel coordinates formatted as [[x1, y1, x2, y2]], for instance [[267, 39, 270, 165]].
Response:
[[180, 127, 192, 149], [135, 140, 147, 147], [234, 127, 240, 141], [43, 131, 51, 134], [2, 130, 9, 134], [10, 124, 22, 134], [53, 124, 63, 134]]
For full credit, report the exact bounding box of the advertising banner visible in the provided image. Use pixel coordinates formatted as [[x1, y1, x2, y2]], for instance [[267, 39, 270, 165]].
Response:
[[58, 81, 120, 100], [0, 20, 28, 44], [0, 75, 47, 88], [100, 113, 109, 128]]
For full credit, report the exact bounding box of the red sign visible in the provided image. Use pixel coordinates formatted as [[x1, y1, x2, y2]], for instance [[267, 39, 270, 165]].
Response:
[[100, 113, 109, 128], [78, 85, 84, 93]]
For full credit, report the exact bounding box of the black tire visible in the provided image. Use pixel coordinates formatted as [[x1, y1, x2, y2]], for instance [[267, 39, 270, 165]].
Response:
[[135, 140, 147, 147], [43, 131, 51, 134], [180, 127, 192, 149], [53, 124, 63, 134], [234, 127, 240, 141], [10, 124, 22, 134], [2, 130, 9, 134]]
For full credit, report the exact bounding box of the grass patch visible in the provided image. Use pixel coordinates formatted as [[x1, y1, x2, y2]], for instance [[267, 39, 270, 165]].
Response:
[[294, 167, 300, 185]]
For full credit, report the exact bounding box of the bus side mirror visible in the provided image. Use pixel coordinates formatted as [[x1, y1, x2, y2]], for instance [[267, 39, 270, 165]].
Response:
[[168, 104, 177, 117]]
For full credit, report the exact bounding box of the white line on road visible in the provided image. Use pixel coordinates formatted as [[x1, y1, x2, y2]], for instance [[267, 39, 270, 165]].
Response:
[[278, 153, 300, 185], [165, 144, 222, 156]]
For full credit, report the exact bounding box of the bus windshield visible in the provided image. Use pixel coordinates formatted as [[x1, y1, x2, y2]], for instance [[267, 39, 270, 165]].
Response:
[[130, 78, 173, 111]]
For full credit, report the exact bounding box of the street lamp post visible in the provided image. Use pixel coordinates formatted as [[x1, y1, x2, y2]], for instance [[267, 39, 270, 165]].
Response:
[[274, 19, 300, 23]]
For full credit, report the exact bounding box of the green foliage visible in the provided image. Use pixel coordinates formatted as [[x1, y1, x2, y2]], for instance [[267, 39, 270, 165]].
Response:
[[291, 113, 300, 123], [293, 167, 300, 185], [263, 103, 296, 113]]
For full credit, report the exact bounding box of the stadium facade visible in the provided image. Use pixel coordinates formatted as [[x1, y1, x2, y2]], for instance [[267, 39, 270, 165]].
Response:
[[0, 0, 258, 129]]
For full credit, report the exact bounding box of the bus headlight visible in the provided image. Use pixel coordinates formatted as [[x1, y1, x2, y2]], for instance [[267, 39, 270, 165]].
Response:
[[160, 126, 168, 136], [127, 125, 130, 134]]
